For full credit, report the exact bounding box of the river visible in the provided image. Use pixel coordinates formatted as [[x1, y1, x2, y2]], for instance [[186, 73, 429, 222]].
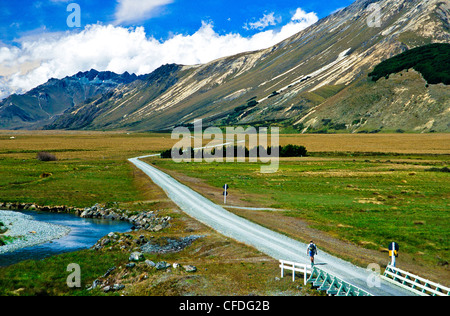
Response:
[[0, 210, 131, 267]]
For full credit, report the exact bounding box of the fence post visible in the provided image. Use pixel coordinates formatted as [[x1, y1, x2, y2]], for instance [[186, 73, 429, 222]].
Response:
[[304, 266, 307, 285], [292, 263, 295, 282], [281, 261, 284, 278]]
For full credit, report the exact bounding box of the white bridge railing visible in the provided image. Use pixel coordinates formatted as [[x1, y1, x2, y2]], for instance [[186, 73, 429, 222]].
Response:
[[280, 260, 449, 297], [279, 260, 312, 285], [279, 260, 373, 296], [381, 264, 450, 297]]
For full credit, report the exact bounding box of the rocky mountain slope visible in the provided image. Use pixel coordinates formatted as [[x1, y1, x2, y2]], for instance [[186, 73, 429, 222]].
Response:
[[3, 0, 450, 132], [304, 43, 450, 133], [0, 70, 142, 130]]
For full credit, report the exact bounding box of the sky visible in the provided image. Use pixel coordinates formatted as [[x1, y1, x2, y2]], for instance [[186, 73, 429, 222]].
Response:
[[0, 0, 355, 99]]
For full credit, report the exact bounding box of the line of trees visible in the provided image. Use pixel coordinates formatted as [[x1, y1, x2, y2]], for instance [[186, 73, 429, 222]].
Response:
[[160, 144, 307, 159]]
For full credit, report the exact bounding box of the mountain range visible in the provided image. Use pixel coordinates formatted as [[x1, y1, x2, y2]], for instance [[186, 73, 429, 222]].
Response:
[[1, 0, 449, 133], [0, 70, 142, 130]]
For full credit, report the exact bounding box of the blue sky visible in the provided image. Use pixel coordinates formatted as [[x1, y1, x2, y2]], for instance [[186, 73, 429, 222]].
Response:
[[1, 0, 354, 44], [0, 0, 355, 98]]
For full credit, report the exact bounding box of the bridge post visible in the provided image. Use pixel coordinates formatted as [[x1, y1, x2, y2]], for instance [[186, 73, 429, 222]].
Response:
[[292, 263, 295, 282], [304, 266, 307, 285]]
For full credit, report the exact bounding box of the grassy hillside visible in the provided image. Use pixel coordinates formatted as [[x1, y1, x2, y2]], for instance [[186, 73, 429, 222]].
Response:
[[300, 68, 450, 133]]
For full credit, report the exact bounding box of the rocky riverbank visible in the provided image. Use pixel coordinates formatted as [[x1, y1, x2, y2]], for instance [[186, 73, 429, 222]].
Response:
[[0, 202, 172, 232], [0, 210, 71, 254], [0, 202, 83, 214]]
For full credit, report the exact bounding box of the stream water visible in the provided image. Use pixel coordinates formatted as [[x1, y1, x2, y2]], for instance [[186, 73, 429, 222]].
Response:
[[0, 210, 131, 267]]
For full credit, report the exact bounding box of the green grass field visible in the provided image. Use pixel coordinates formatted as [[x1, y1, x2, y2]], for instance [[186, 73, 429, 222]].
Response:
[[0, 132, 315, 296], [0, 157, 143, 208], [0, 132, 448, 293], [0, 132, 177, 208], [150, 155, 450, 268], [0, 250, 128, 296]]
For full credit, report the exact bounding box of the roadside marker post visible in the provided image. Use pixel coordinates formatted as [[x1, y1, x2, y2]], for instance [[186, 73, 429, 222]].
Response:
[[389, 242, 399, 267], [223, 184, 229, 204]]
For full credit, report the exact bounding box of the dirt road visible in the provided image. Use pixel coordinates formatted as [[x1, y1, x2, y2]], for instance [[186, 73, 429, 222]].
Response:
[[129, 156, 414, 296]]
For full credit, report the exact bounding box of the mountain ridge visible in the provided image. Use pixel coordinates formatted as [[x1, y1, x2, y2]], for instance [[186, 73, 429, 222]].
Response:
[[1, 0, 449, 132], [0, 69, 145, 130]]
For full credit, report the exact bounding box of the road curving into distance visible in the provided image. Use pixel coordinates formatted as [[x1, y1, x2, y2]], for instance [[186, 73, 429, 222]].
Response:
[[129, 155, 414, 296]]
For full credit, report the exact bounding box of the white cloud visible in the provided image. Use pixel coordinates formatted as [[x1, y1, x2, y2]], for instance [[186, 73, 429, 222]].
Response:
[[115, 0, 174, 24], [292, 8, 317, 22], [0, 8, 318, 99], [244, 12, 281, 31], [273, 8, 318, 41]]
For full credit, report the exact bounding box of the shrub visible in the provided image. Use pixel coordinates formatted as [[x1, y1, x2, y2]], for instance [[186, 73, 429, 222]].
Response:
[[280, 144, 308, 157], [160, 149, 173, 159], [160, 144, 308, 159], [37, 152, 58, 162], [426, 167, 450, 173]]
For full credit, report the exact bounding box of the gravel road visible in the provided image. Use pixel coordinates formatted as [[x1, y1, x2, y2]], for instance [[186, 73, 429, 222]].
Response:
[[0, 210, 71, 254], [130, 157, 414, 296]]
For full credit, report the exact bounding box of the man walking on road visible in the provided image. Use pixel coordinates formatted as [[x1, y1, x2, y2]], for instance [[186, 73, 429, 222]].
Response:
[[307, 241, 318, 267]]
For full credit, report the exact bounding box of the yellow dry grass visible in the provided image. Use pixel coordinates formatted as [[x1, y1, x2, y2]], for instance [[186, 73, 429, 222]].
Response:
[[279, 133, 450, 154], [0, 131, 448, 161], [0, 131, 176, 160]]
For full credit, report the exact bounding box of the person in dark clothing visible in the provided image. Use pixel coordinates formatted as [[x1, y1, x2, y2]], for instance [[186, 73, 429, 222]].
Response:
[[307, 241, 318, 267]]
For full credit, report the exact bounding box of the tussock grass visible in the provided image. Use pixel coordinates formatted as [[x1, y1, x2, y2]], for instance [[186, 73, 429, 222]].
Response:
[[0, 131, 448, 292], [151, 154, 450, 272]]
